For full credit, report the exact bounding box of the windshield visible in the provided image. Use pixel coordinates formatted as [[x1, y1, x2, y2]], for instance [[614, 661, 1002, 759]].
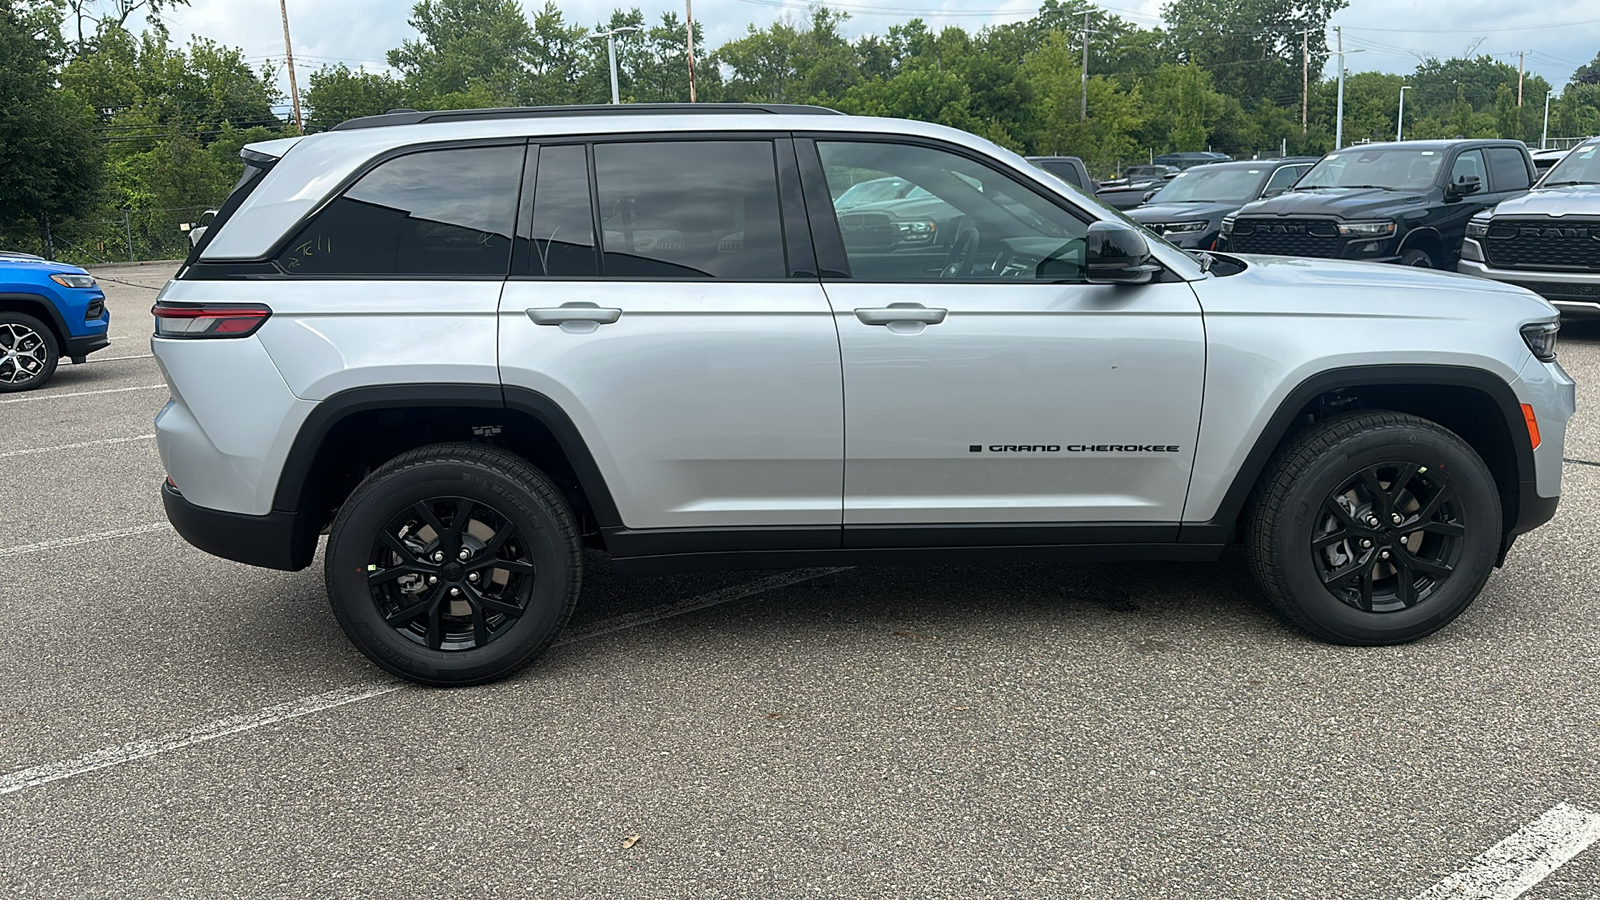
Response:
[[1149, 167, 1269, 203], [1541, 143, 1600, 186], [1297, 148, 1443, 191]]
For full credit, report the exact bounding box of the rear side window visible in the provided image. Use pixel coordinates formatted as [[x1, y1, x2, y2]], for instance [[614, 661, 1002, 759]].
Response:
[[1486, 148, 1532, 192], [593, 141, 786, 279], [1262, 165, 1302, 195], [1038, 160, 1083, 188], [524, 144, 598, 277], [1449, 150, 1487, 189], [278, 144, 523, 276]]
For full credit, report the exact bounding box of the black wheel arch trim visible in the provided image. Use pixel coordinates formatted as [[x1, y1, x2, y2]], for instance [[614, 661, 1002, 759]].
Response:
[[1180, 364, 1539, 544], [271, 384, 624, 531], [0, 292, 70, 349]]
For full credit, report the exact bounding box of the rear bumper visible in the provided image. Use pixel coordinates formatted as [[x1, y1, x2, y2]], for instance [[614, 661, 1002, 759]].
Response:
[[162, 481, 315, 571]]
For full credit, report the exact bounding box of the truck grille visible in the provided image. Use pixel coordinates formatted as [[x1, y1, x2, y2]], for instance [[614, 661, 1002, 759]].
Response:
[[1227, 219, 1342, 257], [1483, 218, 1600, 271]]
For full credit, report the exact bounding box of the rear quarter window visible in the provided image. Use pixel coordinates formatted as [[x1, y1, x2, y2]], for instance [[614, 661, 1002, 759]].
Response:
[[277, 144, 524, 277]]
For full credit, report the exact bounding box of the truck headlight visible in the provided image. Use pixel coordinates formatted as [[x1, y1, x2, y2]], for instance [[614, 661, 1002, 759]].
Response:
[[1220, 216, 1236, 234], [1159, 221, 1208, 235], [1466, 216, 1490, 238], [1337, 220, 1396, 237], [894, 219, 937, 243]]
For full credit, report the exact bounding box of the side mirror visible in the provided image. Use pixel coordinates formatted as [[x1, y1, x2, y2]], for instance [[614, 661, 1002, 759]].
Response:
[[1085, 221, 1159, 285], [1447, 174, 1482, 199], [1261, 187, 1287, 199]]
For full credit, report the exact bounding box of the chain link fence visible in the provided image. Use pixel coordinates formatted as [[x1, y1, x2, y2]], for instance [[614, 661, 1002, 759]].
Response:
[[0, 205, 219, 267]]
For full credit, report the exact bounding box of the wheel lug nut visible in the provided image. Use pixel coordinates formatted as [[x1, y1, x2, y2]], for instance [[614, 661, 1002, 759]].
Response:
[[1366, 515, 1380, 526], [459, 548, 470, 560], [1391, 513, 1403, 525], [450, 587, 461, 596], [1360, 539, 1373, 549], [468, 572, 479, 582], [1379, 549, 1391, 559], [428, 575, 438, 585], [432, 551, 444, 562]]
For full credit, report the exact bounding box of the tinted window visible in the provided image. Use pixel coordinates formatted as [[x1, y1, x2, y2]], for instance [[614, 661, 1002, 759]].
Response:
[[818, 141, 1089, 282], [1486, 148, 1531, 192], [1300, 148, 1443, 191], [279, 145, 522, 276], [593, 141, 786, 279], [1262, 165, 1302, 195], [1035, 160, 1083, 188], [525, 144, 598, 277], [1151, 166, 1269, 203], [1450, 150, 1487, 188]]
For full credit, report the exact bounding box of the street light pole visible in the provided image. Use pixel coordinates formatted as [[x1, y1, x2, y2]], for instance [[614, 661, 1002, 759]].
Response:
[[589, 26, 640, 105], [1542, 89, 1555, 149], [1398, 85, 1411, 142]]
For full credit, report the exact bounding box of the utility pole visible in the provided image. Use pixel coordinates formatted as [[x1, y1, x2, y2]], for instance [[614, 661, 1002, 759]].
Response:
[[1335, 28, 1344, 149], [685, 0, 697, 102], [1080, 10, 1089, 121], [1301, 29, 1309, 134], [1398, 85, 1410, 141], [1517, 51, 1525, 106], [278, 0, 302, 132]]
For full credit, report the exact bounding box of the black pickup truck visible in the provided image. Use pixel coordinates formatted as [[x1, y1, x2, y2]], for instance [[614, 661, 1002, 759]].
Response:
[[1218, 139, 1535, 268]]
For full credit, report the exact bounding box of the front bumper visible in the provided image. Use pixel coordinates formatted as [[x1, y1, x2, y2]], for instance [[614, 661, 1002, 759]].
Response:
[[1458, 251, 1600, 316], [162, 481, 316, 571], [62, 333, 110, 359]]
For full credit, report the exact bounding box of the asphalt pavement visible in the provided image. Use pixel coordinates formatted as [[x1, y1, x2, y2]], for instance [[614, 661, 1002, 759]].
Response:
[[1, 262, 1596, 898]]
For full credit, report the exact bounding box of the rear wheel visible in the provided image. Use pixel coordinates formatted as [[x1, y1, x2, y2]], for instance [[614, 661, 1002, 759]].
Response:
[[325, 443, 581, 686], [1245, 411, 1501, 645], [0, 312, 59, 393]]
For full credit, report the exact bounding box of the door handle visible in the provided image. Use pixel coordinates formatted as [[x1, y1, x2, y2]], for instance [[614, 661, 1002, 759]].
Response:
[[854, 303, 948, 326], [526, 303, 623, 326]]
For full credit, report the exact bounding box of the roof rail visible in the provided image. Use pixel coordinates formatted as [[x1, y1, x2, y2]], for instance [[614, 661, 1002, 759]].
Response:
[[329, 103, 845, 132]]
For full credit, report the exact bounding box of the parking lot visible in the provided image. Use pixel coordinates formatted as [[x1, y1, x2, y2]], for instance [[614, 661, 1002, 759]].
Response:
[[2, 261, 1598, 898]]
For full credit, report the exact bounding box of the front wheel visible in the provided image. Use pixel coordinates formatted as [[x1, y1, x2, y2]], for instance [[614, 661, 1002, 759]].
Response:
[[1245, 411, 1501, 645], [325, 443, 582, 686], [0, 312, 59, 393], [1398, 248, 1434, 268]]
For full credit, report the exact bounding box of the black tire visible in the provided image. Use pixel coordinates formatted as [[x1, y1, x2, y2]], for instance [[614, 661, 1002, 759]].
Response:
[[1245, 411, 1501, 645], [325, 442, 582, 686], [0, 312, 59, 393], [1398, 248, 1434, 268]]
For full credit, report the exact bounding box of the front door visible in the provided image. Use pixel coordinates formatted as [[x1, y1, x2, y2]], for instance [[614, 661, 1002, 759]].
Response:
[[803, 138, 1207, 536]]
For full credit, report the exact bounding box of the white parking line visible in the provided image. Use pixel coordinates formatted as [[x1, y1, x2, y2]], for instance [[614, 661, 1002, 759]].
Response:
[[0, 434, 155, 460], [0, 384, 165, 404], [0, 522, 170, 559], [0, 566, 850, 796], [1410, 802, 1600, 900], [87, 353, 154, 363], [0, 683, 403, 796]]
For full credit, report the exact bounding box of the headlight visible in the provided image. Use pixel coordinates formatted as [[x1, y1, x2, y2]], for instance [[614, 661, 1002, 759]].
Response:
[[1220, 216, 1236, 234], [1337, 220, 1396, 236], [1521, 321, 1559, 362], [1159, 221, 1208, 235], [894, 219, 937, 243], [49, 273, 97, 288], [1466, 216, 1491, 238]]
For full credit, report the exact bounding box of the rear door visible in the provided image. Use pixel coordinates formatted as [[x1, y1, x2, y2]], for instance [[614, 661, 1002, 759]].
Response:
[[497, 136, 844, 540]]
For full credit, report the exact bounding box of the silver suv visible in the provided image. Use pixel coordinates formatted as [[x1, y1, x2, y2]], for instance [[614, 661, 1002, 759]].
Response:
[[153, 104, 1575, 686]]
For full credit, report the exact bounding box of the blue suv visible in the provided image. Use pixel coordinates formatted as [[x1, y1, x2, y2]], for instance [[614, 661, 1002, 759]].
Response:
[[0, 251, 110, 392]]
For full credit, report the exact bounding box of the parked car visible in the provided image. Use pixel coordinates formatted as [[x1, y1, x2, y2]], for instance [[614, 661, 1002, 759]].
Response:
[[1458, 135, 1600, 316], [0, 253, 110, 391], [1153, 151, 1232, 170], [1219, 139, 1535, 268], [181, 209, 218, 247], [1096, 165, 1180, 210], [157, 102, 1569, 686], [1026, 156, 1095, 192], [1530, 147, 1571, 174], [1129, 158, 1319, 250]]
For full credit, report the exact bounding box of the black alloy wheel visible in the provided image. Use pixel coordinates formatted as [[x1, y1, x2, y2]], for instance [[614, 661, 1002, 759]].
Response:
[[326, 443, 581, 686], [1311, 462, 1464, 613], [1246, 411, 1501, 646], [366, 497, 537, 651]]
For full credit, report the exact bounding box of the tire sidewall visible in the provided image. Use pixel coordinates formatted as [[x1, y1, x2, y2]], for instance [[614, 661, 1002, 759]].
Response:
[[0, 312, 59, 393], [326, 460, 575, 685], [1399, 248, 1434, 268], [1270, 428, 1499, 644]]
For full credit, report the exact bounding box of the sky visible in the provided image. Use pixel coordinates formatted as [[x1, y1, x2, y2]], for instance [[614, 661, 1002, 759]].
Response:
[[147, 0, 1600, 107]]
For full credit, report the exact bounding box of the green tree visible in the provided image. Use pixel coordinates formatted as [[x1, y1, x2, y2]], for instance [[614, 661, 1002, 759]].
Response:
[[1162, 0, 1346, 106], [388, 0, 533, 103], [1140, 63, 1226, 151], [303, 65, 410, 133], [0, 1, 104, 239], [64, 0, 188, 53], [1573, 51, 1600, 87]]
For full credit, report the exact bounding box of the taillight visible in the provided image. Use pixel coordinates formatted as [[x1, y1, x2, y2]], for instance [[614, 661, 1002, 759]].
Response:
[[152, 302, 271, 338]]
